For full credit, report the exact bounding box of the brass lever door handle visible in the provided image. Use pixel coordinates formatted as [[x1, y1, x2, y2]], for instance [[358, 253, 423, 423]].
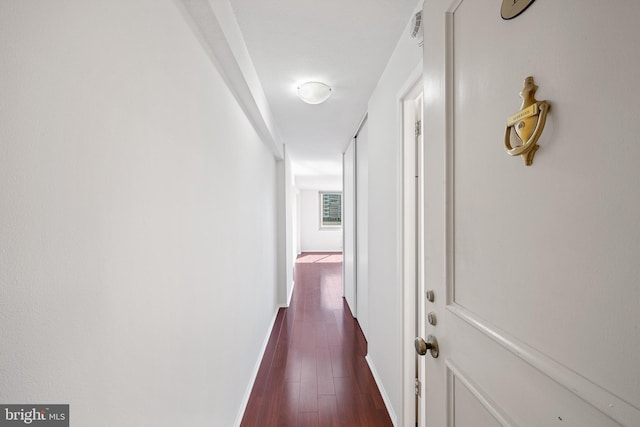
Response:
[[414, 335, 439, 358]]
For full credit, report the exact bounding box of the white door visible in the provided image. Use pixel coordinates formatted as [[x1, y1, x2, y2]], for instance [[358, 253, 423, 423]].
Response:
[[343, 139, 357, 314], [420, 1, 640, 426]]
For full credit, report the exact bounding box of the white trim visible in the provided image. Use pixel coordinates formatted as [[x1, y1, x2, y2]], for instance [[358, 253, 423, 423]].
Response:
[[447, 303, 640, 425], [447, 0, 466, 14], [447, 363, 455, 427], [233, 308, 281, 427], [397, 65, 423, 109], [444, 7, 456, 307], [366, 354, 399, 427], [398, 66, 424, 427], [342, 152, 346, 299], [352, 112, 369, 139], [446, 360, 518, 427]]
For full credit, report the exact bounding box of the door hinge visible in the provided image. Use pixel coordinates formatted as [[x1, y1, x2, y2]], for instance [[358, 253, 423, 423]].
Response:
[[415, 120, 422, 137], [415, 378, 422, 397]]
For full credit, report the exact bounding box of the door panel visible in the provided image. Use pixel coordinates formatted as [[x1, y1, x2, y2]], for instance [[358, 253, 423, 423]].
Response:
[[343, 139, 357, 314], [452, 376, 503, 427], [447, 317, 623, 426], [422, 0, 640, 425]]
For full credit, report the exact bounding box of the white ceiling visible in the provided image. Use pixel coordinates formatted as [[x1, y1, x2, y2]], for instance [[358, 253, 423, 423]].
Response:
[[229, 0, 421, 185]]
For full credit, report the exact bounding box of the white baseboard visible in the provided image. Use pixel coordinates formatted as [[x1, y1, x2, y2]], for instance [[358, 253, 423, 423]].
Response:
[[233, 308, 281, 427], [365, 354, 398, 427]]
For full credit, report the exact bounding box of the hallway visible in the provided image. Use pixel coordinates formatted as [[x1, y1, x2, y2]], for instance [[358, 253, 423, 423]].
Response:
[[240, 253, 393, 427]]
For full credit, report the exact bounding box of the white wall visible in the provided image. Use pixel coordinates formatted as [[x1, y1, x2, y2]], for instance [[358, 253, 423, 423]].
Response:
[[364, 15, 422, 424], [299, 190, 343, 252], [0, 1, 280, 426], [355, 121, 370, 337]]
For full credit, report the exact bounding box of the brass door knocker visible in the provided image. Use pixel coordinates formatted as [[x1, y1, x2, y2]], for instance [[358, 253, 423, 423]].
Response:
[[505, 76, 549, 166]]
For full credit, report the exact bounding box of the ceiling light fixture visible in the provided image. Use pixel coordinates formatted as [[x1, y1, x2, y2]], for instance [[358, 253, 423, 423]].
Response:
[[297, 81, 332, 104]]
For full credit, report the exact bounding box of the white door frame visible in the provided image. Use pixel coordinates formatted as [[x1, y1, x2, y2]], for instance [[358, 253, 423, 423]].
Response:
[[401, 71, 424, 427]]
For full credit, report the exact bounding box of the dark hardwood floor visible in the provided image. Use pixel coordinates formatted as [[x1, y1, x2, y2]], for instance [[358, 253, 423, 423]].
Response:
[[240, 253, 393, 427]]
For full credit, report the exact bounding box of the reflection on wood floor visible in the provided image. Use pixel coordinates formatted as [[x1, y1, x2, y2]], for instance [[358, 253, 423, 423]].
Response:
[[240, 252, 393, 427]]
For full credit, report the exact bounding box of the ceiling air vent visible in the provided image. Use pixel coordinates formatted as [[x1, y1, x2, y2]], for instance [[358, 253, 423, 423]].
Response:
[[410, 10, 424, 47]]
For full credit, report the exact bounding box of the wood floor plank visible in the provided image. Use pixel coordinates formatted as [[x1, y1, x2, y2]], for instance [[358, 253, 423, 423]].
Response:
[[283, 351, 302, 382], [298, 378, 318, 413], [315, 347, 333, 380], [318, 395, 341, 427], [277, 381, 300, 426], [317, 377, 335, 396], [240, 396, 262, 427], [296, 412, 319, 427], [240, 253, 393, 427]]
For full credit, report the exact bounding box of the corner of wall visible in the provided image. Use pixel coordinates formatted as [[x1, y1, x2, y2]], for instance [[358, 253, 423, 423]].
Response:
[[233, 308, 282, 427]]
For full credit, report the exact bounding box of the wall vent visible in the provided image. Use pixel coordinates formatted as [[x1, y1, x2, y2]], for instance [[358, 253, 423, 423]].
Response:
[[410, 10, 424, 47]]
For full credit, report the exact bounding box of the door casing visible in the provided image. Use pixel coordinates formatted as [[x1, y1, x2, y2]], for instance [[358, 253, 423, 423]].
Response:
[[401, 75, 425, 427]]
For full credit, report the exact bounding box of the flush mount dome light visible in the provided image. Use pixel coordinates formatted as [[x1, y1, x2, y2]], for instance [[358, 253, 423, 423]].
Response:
[[297, 81, 332, 104]]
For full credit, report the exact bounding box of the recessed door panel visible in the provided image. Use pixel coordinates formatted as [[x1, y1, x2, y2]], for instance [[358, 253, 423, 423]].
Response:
[[422, 0, 640, 425], [453, 377, 502, 427]]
